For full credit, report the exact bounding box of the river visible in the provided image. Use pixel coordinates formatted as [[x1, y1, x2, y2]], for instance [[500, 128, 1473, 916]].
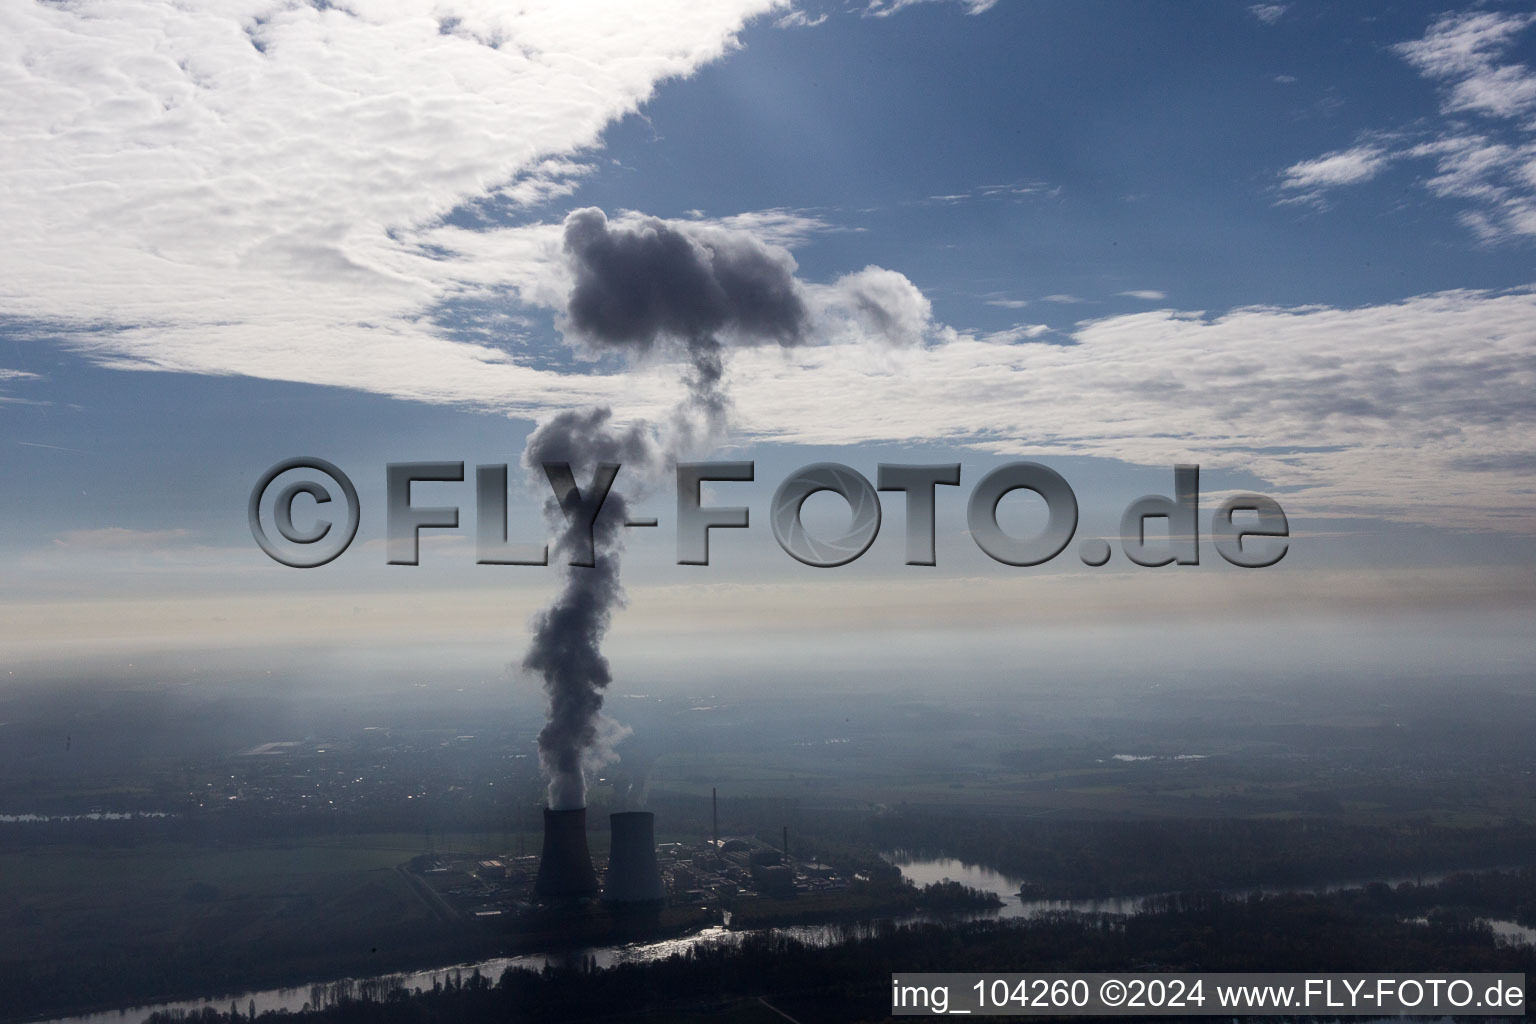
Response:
[[34, 857, 1534, 1024]]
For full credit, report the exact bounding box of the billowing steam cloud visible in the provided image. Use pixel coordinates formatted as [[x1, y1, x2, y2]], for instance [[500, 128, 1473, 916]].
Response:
[[526, 208, 808, 809], [563, 208, 806, 351], [522, 408, 659, 811], [563, 207, 808, 456]]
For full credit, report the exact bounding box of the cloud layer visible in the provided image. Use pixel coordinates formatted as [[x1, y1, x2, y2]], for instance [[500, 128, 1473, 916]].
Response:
[[0, 0, 784, 400], [2, 3, 1534, 535]]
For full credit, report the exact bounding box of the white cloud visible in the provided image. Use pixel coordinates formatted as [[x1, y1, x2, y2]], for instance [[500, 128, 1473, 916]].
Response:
[[1041, 294, 1084, 304], [1394, 10, 1536, 117], [1279, 11, 1536, 240], [977, 324, 1052, 343], [1118, 290, 1166, 301], [864, 0, 998, 19], [984, 298, 1030, 308], [0, 367, 42, 405], [923, 181, 1058, 204], [711, 287, 1536, 530], [704, 208, 847, 248], [1280, 145, 1390, 191], [1444, 61, 1536, 119], [0, 0, 785, 407], [775, 9, 829, 29], [811, 266, 935, 348], [1390, 11, 1536, 240], [1249, 4, 1287, 26]]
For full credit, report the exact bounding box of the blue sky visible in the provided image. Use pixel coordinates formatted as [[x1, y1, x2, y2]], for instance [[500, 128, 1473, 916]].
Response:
[[1, 0, 1535, 679], [577, 1, 1536, 314]]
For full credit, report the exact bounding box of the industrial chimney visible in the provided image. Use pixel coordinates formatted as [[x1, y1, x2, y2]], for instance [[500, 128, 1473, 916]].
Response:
[[603, 811, 665, 905], [533, 807, 599, 903]]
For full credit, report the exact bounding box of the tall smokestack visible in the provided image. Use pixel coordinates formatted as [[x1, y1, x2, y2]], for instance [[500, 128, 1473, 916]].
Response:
[[604, 811, 664, 905], [533, 807, 599, 903]]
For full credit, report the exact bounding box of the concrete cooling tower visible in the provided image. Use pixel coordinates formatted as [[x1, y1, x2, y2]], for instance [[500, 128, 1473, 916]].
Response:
[[533, 806, 599, 903], [603, 811, 665, 905]]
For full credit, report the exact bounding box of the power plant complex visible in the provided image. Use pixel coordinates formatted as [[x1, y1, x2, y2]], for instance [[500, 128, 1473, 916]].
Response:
[[410, 797, 851, 928]]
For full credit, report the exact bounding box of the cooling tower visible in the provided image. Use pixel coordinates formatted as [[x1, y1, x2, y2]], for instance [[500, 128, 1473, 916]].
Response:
[[603, 811, 665, 905], [533, 806, 599, 903]]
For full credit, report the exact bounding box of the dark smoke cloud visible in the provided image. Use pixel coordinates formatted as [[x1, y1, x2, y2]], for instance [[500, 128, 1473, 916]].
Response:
[[561, 207, 808, 458], [563, 207, 807, 353], [522, 209, 815, 809]]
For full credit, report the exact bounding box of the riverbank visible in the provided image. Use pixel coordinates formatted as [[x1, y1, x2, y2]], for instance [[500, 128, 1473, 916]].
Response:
[[114, 875, 1536, 1024], [32, 859, 1536, 1024], [22, 879, 937, 1024]]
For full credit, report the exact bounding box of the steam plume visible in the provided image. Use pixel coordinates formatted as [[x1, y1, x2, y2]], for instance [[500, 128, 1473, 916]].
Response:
[[524, 208, 806, 809], [522, 409, 658, 810]]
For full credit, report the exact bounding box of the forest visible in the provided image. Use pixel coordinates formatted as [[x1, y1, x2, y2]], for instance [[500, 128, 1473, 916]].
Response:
[[138, 869, 1536, 1024]]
